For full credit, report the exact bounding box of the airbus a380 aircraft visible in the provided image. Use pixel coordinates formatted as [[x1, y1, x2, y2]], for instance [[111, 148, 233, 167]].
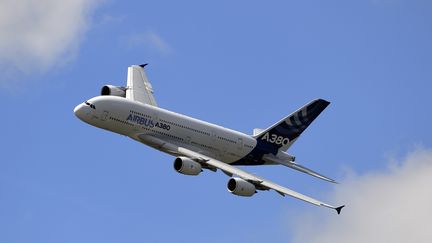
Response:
[[74, 64, 344, 214]]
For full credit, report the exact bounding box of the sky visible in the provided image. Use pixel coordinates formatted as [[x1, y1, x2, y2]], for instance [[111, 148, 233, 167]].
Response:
[[1, 0, 432, 242]]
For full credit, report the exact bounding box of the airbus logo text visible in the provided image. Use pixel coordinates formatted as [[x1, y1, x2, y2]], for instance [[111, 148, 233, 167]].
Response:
[[126, 114, 170, 130]]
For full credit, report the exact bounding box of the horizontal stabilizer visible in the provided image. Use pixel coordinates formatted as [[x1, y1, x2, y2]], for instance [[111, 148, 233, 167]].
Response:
[[263, 155, 336, 183], [253, 128, 264, 136], [284, 162, 337, 183]]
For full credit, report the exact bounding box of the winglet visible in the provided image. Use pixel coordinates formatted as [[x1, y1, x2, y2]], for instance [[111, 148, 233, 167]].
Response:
[[321, 203, 345, 214], [139, 63, 148, 68], [126, 64, 158, 106], [335, 205, 345, 215]]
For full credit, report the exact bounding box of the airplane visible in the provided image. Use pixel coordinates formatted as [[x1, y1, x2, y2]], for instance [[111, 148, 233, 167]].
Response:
[[73, 64, 345, 214]]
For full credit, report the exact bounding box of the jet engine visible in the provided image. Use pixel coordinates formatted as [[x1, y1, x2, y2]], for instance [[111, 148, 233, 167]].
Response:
[[101, 85, 126, 97], [173, 157, 202, 176], [227, 177, 256, 197]]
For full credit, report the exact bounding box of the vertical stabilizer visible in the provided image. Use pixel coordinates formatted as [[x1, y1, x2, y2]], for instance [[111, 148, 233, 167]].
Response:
[[254, 99, 330, 154]]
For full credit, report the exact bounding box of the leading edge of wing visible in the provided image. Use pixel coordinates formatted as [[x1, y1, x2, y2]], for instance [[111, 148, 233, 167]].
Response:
[[137, 134, 344, 214]]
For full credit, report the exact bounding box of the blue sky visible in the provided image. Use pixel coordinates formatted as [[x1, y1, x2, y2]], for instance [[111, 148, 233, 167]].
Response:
[[1, 1, 432, 242]]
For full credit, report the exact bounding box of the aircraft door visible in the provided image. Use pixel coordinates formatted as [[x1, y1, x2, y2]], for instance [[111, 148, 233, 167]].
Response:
[[210, 130, 217, 145], [101, 111, 109, 121], [185, 135, 191, 145], [237, 138, 243, 151], [152, 113, 159, 124]]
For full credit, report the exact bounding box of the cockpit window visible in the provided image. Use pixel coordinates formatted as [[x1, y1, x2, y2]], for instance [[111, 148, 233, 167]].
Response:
[[84, 101, 96, 109]]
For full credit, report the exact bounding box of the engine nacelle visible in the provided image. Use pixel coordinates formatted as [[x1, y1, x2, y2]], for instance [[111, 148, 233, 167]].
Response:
[[173, 157, 202, 176], [227, 177, 256, 197], [101, 85, 126, 97]]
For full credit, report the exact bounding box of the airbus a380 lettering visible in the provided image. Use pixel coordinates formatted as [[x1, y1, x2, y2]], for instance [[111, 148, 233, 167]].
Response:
[[74, 64, 345, 214]]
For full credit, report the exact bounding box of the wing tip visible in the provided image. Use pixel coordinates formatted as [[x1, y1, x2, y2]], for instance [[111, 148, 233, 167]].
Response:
[[321, 203, 345, 214], [335, 205, 345, 215], [139, 63, 148, 68]]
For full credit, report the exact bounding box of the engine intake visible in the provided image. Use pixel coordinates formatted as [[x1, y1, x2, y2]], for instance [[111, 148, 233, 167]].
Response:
[[101, 85, 126, 97], [227, 177, 256, 197], [173, 157, 202, 176]]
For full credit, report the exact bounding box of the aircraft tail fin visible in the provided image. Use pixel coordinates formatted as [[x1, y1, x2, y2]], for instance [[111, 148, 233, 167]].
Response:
[[126, 64, 158, 106], [254, 99, 330, 152]]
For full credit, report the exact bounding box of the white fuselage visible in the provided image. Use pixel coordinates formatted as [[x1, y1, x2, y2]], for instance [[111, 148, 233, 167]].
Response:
[[74, 96, 259, 164]]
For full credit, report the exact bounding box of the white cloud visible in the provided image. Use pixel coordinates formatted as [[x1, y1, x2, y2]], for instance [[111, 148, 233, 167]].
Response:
[[125, 31, 172, 55], [0, 0, 101, 86], [290, 147, 432, 243]]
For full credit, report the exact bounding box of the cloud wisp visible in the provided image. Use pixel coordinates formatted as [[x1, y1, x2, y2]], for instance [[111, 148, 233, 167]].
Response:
[[291, 147, 432, 243], [0, 0, 101, 87]]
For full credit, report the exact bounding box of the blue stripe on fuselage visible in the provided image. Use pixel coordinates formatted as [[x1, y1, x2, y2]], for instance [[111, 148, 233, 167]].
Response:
[[231, 137, 274, 165]]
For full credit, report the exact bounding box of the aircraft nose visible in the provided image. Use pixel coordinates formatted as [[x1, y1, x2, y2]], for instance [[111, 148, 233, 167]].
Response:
[[73, 103, 86, 120]]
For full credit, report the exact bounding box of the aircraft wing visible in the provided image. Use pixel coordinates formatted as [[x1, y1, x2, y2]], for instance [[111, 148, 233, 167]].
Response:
[[126, 64, 158, 106], [137, 134, 344, 214]]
